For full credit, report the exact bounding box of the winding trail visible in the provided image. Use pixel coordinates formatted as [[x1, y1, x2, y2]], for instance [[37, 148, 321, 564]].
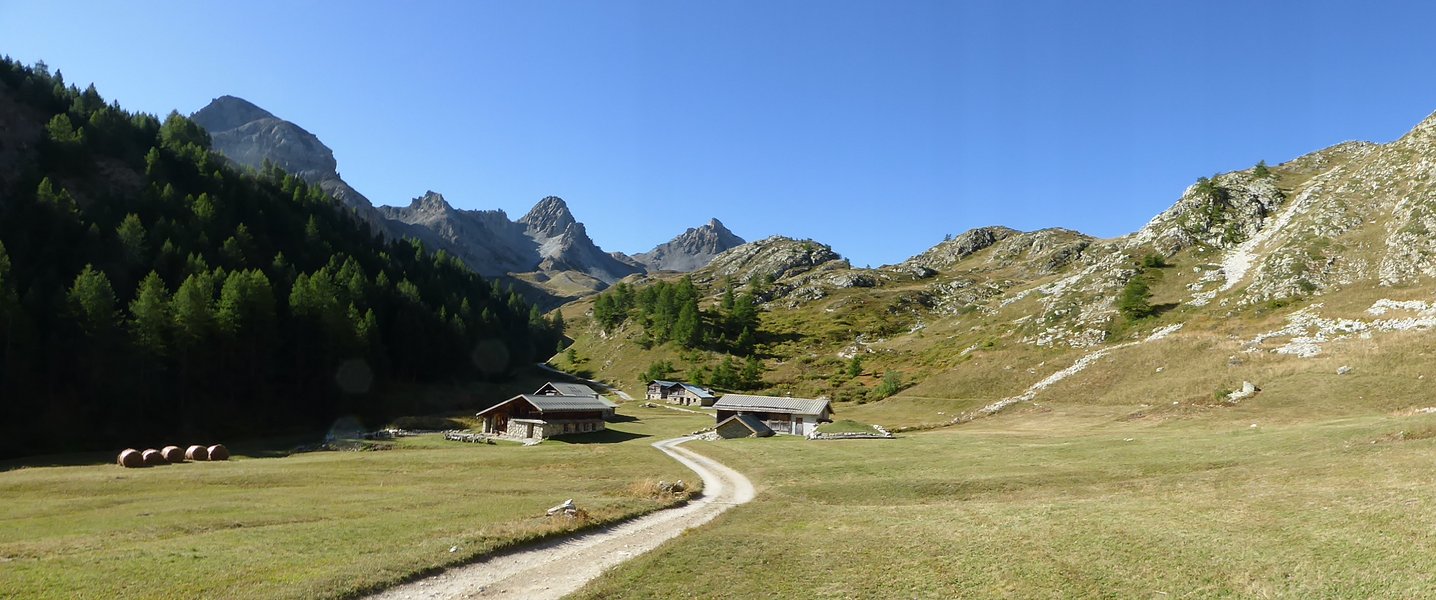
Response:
[[365, 436, 754, 599]]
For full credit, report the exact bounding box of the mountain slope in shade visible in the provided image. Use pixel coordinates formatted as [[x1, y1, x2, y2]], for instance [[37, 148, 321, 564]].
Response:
[[633, 218, 747, 272], [190, 96, 391, 233]]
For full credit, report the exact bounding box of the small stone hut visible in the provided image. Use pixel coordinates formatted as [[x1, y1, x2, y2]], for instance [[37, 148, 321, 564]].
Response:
[[715, 414, 774, 439]]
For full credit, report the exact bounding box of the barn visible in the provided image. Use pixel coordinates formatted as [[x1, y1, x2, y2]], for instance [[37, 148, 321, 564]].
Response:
[[712, 394, 833, 436], [475, 394, 610, 440]]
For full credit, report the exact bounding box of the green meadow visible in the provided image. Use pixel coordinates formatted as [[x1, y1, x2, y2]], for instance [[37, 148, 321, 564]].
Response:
[[0, 405, 709, 599]]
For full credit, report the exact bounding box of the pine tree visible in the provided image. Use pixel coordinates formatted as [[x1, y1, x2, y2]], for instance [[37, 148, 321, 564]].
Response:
[[1117, 276, 1154, 320], [116, 213, 147, 265], [67, 264, 117, 336], [673, 301, 701, 348], [128, 271, 171, 355]]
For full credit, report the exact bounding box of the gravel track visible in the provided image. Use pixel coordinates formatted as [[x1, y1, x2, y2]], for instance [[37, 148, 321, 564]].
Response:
[[365, 436, 753, 599]]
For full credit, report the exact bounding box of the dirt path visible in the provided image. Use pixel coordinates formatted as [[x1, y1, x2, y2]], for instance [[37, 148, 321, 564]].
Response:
[[365, 436, 754, 599]]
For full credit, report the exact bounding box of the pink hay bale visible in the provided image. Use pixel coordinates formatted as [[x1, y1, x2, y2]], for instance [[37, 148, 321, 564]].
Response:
[[185, 445, 209, 461], [206, 444, 230, 461], [161, 446, 185, 463], [117, 448, 144, 468], [142, 449, 169, 466]]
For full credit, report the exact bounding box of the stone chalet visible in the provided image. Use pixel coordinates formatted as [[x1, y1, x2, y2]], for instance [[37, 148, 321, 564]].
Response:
[[646, 380, 717, 407], [533, 381, 618, 417], [475, 393, 611, 441], [712, 394, 833, 436]]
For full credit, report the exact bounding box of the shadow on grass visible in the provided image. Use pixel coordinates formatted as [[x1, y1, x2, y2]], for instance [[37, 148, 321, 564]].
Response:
[[607, 413, 640, 423], [555, 429, 650, 444]]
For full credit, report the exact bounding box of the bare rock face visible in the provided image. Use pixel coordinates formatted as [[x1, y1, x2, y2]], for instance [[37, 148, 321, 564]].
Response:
[[698, 236, 843, 287], [633, 218, 747, 272], [903, 226, 1018, 271], [380, 193, 641, 285], [191, 96, 391, 233], [377, 191, 538, 277], [518, 196, 644, 284]]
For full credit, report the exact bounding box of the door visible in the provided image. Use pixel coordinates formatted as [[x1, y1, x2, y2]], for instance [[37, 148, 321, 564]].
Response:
[[494, 414, 508, 435], [792, 418, 802, 435], [526, 423, 535, 438]]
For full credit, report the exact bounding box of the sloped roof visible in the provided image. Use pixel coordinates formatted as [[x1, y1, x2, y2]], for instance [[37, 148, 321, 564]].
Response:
[[678, 383, 716, 398], [538, 382, 598, 397], [597, 397, 619, 408], [476, 394, 612, 417], [716, 414, 774, 437], [649, 380, 679, 387], [713, 394, 831, 415]]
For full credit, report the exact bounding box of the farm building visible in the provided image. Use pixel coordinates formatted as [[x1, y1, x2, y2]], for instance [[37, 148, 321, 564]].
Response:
[[475, 394, 610, 441], [534, 381, 618, 417], [646, 380, 717, 406], [712, 394, 833, 436], [715, 414, 774, 439]]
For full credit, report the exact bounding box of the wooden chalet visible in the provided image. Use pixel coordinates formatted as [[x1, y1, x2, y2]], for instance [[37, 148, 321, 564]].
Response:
[[475, 394, 611, 441], [712, 394, 833, 436], [646, 380, 717, 407]]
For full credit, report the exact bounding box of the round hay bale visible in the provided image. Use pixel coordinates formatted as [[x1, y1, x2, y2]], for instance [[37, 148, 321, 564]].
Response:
[[206, 444, 230, 461], [142, 449, 169, 466], [117, 448, 144, 468], [161, 445, 185, 463], [185, 445, 209, 461]]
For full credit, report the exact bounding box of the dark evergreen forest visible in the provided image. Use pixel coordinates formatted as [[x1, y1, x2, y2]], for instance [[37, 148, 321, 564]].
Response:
[[0, 58, 564, 458]]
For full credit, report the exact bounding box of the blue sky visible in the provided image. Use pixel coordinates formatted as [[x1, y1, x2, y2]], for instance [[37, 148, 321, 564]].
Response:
[[5, 1, 1436, 266]]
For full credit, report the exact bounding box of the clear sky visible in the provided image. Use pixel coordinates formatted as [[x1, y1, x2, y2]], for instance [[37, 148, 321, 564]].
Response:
[[5, 1, 1436, 266]]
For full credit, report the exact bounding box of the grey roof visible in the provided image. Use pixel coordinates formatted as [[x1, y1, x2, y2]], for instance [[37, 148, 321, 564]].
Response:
[[597, 397, 619, 408], [713, 394, 831, 415], [649, 379, 678, 387], [538, 382, 599, 397], [678, 384, 716, 398], [716, 414, 774, 437], [476, 394, 612, 416]]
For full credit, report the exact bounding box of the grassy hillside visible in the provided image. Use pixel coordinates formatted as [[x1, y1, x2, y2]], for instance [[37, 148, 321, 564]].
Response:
[[575, 405, 1436, 598]]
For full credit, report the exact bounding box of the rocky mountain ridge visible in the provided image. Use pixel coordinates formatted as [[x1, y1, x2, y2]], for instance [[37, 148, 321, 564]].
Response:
[[191, 96, 739, 302], [632, 218, 746, 272]]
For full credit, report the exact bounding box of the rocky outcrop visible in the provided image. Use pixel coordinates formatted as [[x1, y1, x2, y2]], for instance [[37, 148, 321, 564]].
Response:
[[633, 218, 747, 272], [191, 96, 391, 233], [902, 226, 1017, 271], [697, 236, 843, 286]]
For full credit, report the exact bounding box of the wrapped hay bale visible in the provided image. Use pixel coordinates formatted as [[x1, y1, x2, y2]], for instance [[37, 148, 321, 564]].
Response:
[[142, 449, 169, 466], [185, 445, 209, 461], [117, 448, 144, 468], [206, 444, 230, 461], [161, 446, 185, 463]]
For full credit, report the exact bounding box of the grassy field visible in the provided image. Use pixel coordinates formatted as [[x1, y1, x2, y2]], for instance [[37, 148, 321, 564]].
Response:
[[575, 409, 1436, 598], [0, 404, 710, 599]]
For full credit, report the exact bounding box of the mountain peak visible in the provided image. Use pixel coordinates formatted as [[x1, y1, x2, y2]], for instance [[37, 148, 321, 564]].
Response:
[[518, 196, 577, 237], [632, 217, 747, 272], [408, 191, 453, 213], [191, 95, 276, 133]]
